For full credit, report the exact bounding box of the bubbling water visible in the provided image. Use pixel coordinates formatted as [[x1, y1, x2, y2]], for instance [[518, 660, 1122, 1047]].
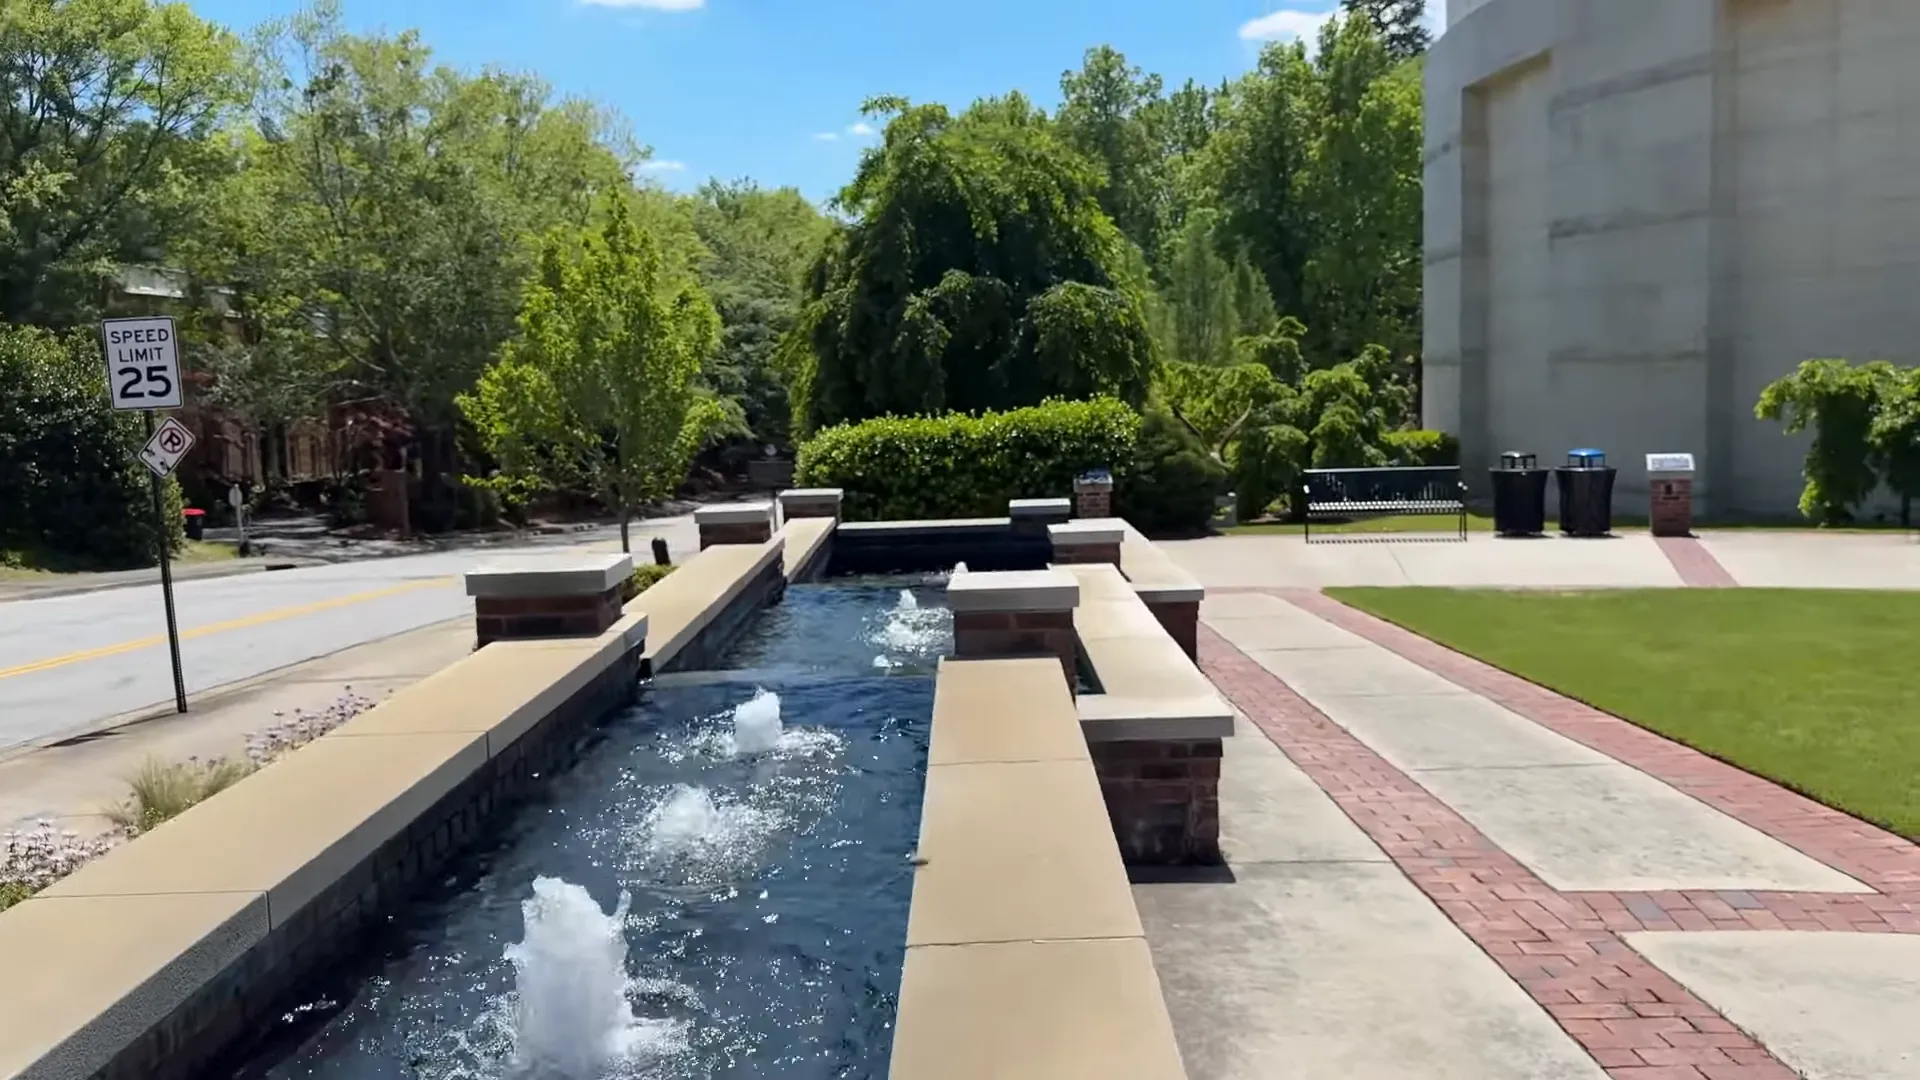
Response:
[[729, 689, 783, 756], [503, 877, 684, 1078]]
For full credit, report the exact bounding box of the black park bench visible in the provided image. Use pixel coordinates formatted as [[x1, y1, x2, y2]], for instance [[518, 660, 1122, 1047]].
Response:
[[1301, 466, 1469, 543]]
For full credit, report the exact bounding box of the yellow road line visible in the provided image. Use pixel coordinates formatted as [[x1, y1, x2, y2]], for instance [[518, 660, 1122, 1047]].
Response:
[[0, 577, 457, 682]]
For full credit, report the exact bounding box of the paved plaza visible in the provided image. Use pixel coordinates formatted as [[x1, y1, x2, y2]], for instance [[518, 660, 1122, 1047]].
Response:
[[1140, 543, 1920, 1080]]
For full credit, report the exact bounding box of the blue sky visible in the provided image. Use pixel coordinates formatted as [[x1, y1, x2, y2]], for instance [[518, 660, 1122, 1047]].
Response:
[[186, 0, 1444, 203]]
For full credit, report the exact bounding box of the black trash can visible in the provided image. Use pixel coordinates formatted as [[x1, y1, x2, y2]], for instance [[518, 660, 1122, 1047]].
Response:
[[1554, 449, 1616, 537], [1490, 451, 1549, 537], [182, 508, 205, 542]]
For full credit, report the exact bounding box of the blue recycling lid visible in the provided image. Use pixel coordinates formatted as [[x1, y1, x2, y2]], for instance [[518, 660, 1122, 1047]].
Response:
[[1567, 448, 1606, 468]]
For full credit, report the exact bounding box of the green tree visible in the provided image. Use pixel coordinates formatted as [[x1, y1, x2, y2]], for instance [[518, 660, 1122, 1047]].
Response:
[[460, 198, 723, 551], [688, 179, 834, 447], [1056, 46, 1172, 263], [790, 94, 1155, 432], [1202, 41, 1319, 329], [1340, 0, 1432, 61], [0, 0, 244, 325], [1755, 358, 1890, 525], [1869, 366, 1920, 527]]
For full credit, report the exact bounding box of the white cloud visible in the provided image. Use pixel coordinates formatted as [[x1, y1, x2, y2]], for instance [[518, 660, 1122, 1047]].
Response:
[[812, 131, 840, 142], [638, 159, 686, 172], [848, 121, 877, 138], [582, 0, 704, 8], [1238, 7, 1333, 44]]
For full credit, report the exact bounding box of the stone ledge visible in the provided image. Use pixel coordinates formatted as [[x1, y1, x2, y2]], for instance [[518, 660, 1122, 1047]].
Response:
[[628, 536, 784, 669], [692, 500, 775, 526], [1076, 693, 1235, 742], [776, 488, 844, 519], [781, 517, 834, 582], [1008, 497, 1071, 519], [945, 569, 1079, 614], [1047, 518, 1126, 547], [463, 552, 633, 598]]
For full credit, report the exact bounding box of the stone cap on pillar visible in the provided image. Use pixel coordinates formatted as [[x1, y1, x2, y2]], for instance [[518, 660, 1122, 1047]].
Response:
[[777, 487, 843, 510], [464, 552, 633, 598], [1073, 470, 1115, 493], [946, 568, 1080, 613], [694, 500, 775, 526], [1008, 497, 1072, 520], [1646, 453, 1696, 479], [1047, 518, 1125, 548]]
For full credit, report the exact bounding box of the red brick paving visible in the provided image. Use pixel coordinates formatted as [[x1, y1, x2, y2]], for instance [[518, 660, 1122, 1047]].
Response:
[[1654, 536, 1740, 587], [1196, 603, 1916, 1079]]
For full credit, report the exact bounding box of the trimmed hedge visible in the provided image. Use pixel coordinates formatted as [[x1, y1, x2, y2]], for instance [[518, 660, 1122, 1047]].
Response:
[[795, 398, 1141, 521], [1383, 429, 1460, 468]]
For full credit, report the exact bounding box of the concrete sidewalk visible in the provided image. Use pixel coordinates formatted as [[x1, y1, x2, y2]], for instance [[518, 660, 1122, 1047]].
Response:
[[1147, 589, 1920, 1080], [1157, 528, 1920, 590], [0, 617, 475, 836]]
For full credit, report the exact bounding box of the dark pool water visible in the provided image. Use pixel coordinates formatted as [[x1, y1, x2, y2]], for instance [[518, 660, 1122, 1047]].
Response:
[[243, 579, 951, 1080]]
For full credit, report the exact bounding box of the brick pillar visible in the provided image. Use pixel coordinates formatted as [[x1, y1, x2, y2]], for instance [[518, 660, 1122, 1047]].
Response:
[[1089, 739, 1222, 865], [1142, 596, 1200, 661], [1073, 473, 1114, 519], [946, 569, 1080, 686], [778, 487, 843, 522], [1650, 476, 1694, 537], [1048, 519, 1122, 566], [466, 553, 633, 648], [695, 501, 775, 549], [1008, 497, 1071, 539]]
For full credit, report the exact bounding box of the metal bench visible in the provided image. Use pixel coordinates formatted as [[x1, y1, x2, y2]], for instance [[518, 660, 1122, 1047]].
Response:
[[1301, 466, 1469, 543]]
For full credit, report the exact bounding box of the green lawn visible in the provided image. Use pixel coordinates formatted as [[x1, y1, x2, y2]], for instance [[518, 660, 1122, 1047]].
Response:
[[0, 540, 237, 581], [1224, 512, 1496, 536], [1325, 587, 1920, 840]]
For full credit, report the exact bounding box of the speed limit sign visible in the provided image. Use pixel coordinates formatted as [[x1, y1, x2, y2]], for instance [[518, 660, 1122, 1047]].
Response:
[[101, 315, 184, 410]]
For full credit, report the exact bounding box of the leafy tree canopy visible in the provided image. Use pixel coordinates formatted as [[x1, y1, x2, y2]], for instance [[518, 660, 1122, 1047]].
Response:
[[789, 93, 1156, 433]]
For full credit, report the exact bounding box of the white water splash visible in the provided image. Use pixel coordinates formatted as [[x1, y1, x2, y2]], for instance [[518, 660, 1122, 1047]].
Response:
[[729, 689, 783, 756], [503, 877, 685, 1078], [870, 586, 951, 667]]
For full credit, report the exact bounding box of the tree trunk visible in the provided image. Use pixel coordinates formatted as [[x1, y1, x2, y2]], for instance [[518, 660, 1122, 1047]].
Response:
[[619, 506, 631, 553]]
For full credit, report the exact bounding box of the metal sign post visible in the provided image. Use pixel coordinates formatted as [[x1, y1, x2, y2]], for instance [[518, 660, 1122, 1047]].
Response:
[[103, 316, 190, 714]]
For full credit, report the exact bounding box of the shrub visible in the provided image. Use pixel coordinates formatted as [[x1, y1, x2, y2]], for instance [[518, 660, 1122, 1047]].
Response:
[[245, 690, 379, 767], [795, 398, 1141, 521], [0, 326, 184, 568], [624, 561, 675, 601], [1118, 407, 1227, 536], [1, 822, 120, 910], [104, 756, 252, 836], [1756, 359, 1892, 524], [1384, 429, 1460, 467]]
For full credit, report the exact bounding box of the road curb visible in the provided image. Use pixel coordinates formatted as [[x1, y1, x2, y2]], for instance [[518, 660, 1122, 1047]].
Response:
[[0, 561, 314, 604]]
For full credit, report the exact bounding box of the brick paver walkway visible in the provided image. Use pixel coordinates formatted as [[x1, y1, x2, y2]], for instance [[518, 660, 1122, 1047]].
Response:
[[1199, 590, 1920, 1079], [1653, 536, 1740, 588]]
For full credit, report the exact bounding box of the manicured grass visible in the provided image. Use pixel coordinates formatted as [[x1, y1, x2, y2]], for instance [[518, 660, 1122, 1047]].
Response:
[[1327, 587, 1920, 839], [1224, 512, 1497, 536], [0, 540, 237, 580]]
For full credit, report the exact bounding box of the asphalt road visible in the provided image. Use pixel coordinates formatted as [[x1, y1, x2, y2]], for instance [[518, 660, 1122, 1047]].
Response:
[[0, 517, 696, 753]]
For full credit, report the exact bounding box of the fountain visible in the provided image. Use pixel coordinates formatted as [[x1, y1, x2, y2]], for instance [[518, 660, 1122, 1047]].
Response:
[[728, 689, 784, 756], [503, 877, 684, 1078]]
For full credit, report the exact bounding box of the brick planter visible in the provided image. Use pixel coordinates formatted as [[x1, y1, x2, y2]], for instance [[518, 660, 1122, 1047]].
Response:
[[1074, 473, 1114, 518], [1048, 518, 1123, 566], [465, 553, 633, 647], [1141, 596, 1200, 662], [1088, 738, 1222, 865], [946, 569, 1080, 685], [695, 501, 775, 549]]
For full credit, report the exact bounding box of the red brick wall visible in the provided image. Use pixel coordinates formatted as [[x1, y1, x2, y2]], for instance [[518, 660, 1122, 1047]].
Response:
[[1088, 738, 1222, 865], [952, 609, 1077, 685]]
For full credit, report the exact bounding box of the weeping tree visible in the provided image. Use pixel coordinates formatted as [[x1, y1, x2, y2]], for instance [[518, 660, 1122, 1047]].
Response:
[[787, 93, 1156, 434], [460, 197, 739, 551]]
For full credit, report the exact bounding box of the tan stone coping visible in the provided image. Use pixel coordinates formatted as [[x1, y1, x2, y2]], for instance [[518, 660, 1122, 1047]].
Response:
[[692, 500, 774, 526], [837, 517, 1009, 532], [1118, 523, 1204, 604], [780, 517, 833, 582], [777, 486, 843, 507], [0, 538, 785, 1080], [1063, 563, 1232, 742], [945, 568, 1079, 613], [1047, 517, 1125, 547], [893, 657, 1185, 1080], [1008, 497, 1071, 519], [627, 534, 784, 668], [464, 551, 634, 597]]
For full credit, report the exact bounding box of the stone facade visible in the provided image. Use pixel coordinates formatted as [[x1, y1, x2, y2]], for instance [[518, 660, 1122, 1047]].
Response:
[[777, 488, 844, 521], [1087, 738, 1222, 866], [474, 589, 623, 646], [951, 609, 1077, 685], [100, 655, 640, 1080], [1050, 543, 1120, 566]]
